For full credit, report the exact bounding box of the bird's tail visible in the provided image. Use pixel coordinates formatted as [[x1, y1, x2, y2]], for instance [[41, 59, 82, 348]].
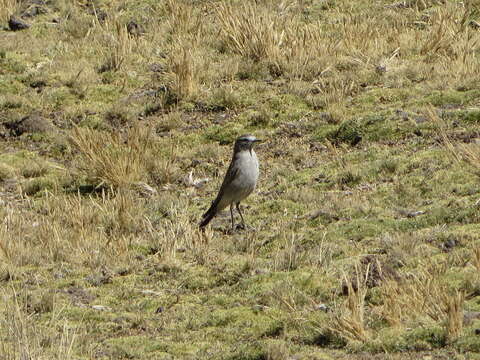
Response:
[[199, 202, 217, 228]]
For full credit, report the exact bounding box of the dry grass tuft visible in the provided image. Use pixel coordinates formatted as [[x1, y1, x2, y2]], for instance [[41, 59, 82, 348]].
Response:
[[0, 288, 76, 360], [164, 0, 203, 38], [376, 262, 467, 343], [71, 124, 178, 191], [215, 1, 331, 79], [97, 16, 134, 73], [166, 44, 200, 101], [430, 107, 480, 177], [0, 0, 18, 23], [379, 267, 448, 326], [472, 246, 480, 272], [444, 290, 464, 343], [215, 1, 284, 63], [70, 125, 152, 189], [273, 232, 305, 271], [328, 266, 369, 342]]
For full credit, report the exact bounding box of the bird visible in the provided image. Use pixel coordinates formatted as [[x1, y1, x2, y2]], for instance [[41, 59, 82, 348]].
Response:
[[200, 134, 261, 230]]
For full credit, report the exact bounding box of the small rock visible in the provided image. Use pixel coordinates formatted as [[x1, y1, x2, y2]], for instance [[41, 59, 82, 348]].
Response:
[[442, 238, 457, 251], [141, 290, 160, 296], [252, 304, 266, 312], [414, 115, 428, 124], [253, 268, 268, 275], [92, 305, 111, 311], [85, 272, 111, 287], [395, 109, 409, 121], [317, 112, 335, 123], [126, 20, 145, 36], [464, 311, 480, 325], [8, 16, 30, 31], [407, 210, 425, 218], [149, 63, 166, 73], [309, 142, 327, 152], [115, 268, 129, 276], [469, 20, 480, 29], [5, 114, 52, 136], [375, 64, 387, 74], [65, 287, 96, 305], [314, 303, 329, 312]]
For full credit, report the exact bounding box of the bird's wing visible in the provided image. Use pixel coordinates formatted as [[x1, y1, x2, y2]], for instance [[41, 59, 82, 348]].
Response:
[[212, 161, 238, 206]]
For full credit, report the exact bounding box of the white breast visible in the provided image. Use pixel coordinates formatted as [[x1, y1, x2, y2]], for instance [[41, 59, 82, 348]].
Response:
[[218, 149, 259, 209]]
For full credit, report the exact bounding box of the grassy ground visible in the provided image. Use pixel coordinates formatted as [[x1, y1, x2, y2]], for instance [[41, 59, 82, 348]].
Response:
[[1, 0, 480, 359]]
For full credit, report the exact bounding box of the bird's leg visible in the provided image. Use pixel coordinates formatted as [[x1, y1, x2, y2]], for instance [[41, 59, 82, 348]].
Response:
[[236, 202, 246, 230], [230, 203, 235, 231]]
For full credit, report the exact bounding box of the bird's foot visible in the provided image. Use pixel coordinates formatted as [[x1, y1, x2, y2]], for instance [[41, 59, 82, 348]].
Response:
[[236, 223, 257, 231], [223, 224, 244, 234], [235, 223, 246, 231], [224, 223, 255, 234]]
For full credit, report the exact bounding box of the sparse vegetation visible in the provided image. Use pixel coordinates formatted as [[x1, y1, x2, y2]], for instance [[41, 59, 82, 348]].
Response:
[[1, 0, 480, 358]]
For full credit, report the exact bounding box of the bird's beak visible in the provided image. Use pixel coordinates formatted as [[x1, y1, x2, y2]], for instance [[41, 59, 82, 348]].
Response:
[[253, 139, 262, 143]]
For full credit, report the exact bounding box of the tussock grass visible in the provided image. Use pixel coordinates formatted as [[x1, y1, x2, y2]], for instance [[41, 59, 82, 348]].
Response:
[[215, 1, 284, 63], [378, 271, 447, 326], [472, 246, 480, 272], [430, 107, 480, 177], [71, 125, 148, 189], [166, 44, 200, 101], [328, 267, 369, 342], [164, 0, 203, 38], [70, 124, 177, 190], [0, 288, 76, 360], [0, 0, 18, 23], [97, 15, 134, 73], [444, 290, 464, 343]]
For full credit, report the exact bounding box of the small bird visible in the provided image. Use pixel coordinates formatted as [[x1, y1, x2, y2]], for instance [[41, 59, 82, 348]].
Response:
[[200, 134, 261, 230]]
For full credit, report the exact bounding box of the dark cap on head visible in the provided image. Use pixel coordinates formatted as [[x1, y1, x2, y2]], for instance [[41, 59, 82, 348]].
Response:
[[234, 134, 261, 151]]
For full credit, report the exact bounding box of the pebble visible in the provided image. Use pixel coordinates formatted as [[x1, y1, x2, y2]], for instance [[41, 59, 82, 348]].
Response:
[[8, 16, 30, 31]]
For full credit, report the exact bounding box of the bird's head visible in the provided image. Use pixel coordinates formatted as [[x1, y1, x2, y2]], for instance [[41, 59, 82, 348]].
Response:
[[234, 134, 262, 153]]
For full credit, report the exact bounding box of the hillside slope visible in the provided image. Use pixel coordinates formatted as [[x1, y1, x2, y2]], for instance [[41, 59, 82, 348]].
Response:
[[1, 0, 480, 359]]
